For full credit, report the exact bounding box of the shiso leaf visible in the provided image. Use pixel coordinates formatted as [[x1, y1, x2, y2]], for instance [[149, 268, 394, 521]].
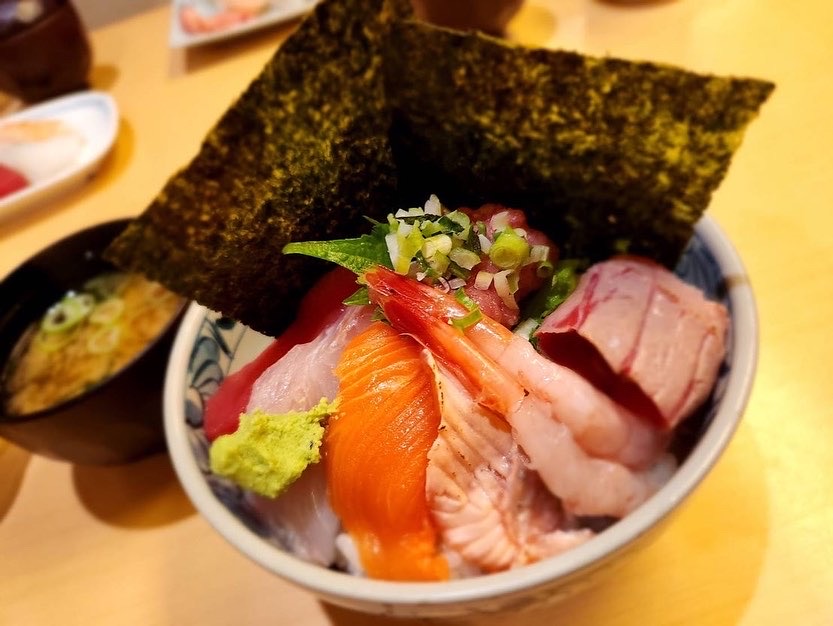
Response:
[[282, 233, 392, 275], [384, 21, 775, 266], [105, 0, 773, 336], [104, 0, 412, 337]]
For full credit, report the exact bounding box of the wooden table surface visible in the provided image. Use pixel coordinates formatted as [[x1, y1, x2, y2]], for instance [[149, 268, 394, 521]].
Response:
[[2, 2, 831, 624]]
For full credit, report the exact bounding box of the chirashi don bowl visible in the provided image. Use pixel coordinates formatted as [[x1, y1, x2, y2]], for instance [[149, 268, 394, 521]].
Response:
[[162, 214, 757, 618]]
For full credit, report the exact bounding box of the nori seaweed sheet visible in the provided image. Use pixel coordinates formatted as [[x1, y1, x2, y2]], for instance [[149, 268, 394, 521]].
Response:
[[106, 0, 773, 336], [105, 0, 412, 336], [384, 22, 774, 266]]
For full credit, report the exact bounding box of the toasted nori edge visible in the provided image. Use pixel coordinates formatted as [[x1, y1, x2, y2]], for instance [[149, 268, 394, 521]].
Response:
[[106, 0, 773, 337], [384, 21, 774, 266], [105, 0, 411, 336]]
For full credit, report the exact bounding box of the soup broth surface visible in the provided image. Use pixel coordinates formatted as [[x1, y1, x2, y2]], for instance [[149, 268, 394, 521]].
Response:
[[3, 272, 183, 416]]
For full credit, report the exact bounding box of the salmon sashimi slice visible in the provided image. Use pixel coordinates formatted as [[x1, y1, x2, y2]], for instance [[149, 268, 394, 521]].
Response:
[[326, 321, 449, 581], [365, 266, 672, 518], [427, 357, 593, 573]]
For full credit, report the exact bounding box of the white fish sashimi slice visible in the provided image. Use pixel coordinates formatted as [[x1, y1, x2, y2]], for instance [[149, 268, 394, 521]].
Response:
[[0, 119, 85, 183], [246, 304, 373, 414], [426, 359, 594, 573], [244, 304, 373, 566], [246, 463, 339, 566]]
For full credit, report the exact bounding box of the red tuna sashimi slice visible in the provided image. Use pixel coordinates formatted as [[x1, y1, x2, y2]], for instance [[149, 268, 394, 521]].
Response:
[[203, 267, 359, 440], [427, 358, 593, 573], [535, 257, 728, 430], [459, 205, 558, 328], [0, 164, 28, 199]]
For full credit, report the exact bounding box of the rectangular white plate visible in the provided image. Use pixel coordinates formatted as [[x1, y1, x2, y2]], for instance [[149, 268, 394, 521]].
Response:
[[169, 0, 318, 49]]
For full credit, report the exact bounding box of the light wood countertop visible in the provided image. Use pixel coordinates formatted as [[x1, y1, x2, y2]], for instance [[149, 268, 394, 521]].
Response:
[[1, 2, 832, 624]]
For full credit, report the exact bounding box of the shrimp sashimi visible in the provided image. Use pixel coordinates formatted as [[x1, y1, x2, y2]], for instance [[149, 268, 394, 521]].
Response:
[[426, 358, 593, 572], [364, 267, 665, 470], [535, 257, 728, 430], [326, 322, 449, 581], [365, 268, 667, 518]]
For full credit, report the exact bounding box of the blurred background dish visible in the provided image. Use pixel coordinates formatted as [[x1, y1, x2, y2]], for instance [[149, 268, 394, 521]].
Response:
[[0, 0, 92, 104], [162, 215, 757, 617], [0, 90, 118, 223], [411, 0, 524, 35], [0, 219, 186, 465], [169, 0, 317, 48]]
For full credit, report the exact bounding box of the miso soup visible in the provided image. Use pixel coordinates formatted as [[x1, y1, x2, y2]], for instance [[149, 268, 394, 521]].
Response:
[[2, 272, 183, 416]]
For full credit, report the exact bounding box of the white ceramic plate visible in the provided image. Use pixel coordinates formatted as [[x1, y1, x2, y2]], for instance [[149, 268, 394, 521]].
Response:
[[169, 0, 318, 49], [0, 91, 119, 224]]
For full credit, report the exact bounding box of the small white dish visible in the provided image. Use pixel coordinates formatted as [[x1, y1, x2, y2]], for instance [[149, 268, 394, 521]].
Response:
[[169, 0, 318, 49], [0, 91, 119, 224]]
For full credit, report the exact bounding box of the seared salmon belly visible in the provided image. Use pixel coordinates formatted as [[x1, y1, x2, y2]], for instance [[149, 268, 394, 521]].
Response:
[[427, 358, 593, 573]]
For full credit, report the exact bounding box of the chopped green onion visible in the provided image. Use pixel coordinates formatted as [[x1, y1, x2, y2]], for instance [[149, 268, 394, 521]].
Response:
[[465, 227, 482, 254], [536, 260, 555, 277], [490, 211, 511, 232], [454, 288, 478, 311], [528, 244, 551, 264], [385, 223, 424, 274], [447, 260, 471, 280], [493, 270, 519, 311], [474, 271, 493, 290], [395, 207, 425, 218], [450, 289, 483, 331], [424, 194, 442, 215], [448, 247, 481, 270], [420, 220, 444, 236], [426, 253, 450, 275], [489, 229, 530, 270], [513, 318, 539, 340], [449, 307, 483, 331], [437, 215, 465, 234], [446, 210, 471, 231], [41, 293, 95, 334], [422, 233, 453, 259]]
